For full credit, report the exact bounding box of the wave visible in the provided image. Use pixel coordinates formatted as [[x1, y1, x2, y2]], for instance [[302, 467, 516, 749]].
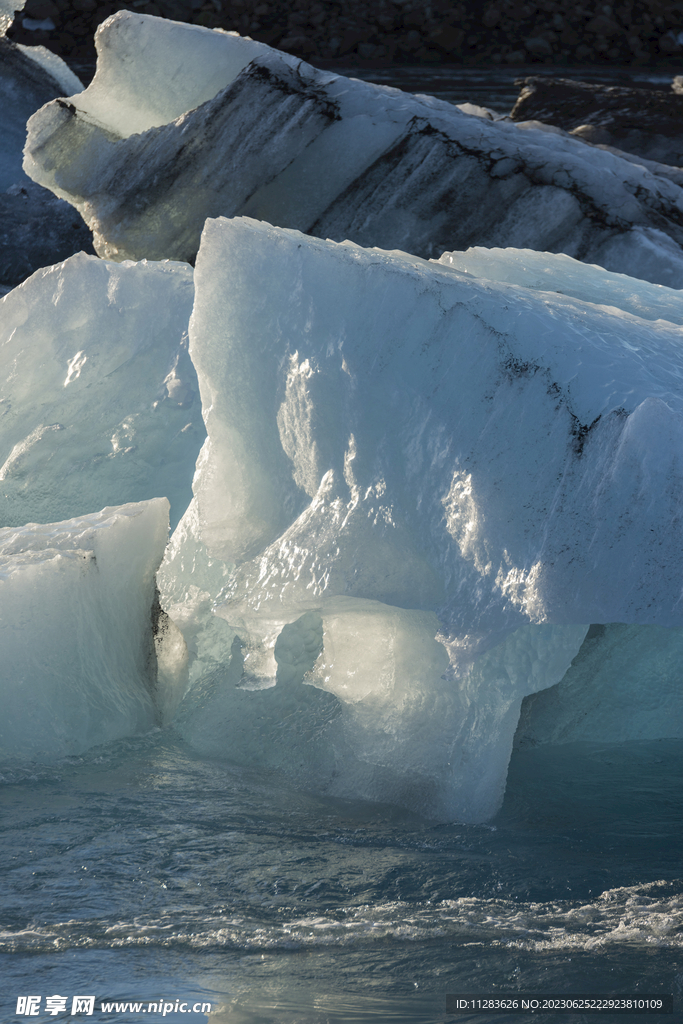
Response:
[[2, 880, 680, 954]]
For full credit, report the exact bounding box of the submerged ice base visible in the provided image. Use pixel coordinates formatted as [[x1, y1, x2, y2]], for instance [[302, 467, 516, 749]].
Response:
[[154, 218, 683, 821]]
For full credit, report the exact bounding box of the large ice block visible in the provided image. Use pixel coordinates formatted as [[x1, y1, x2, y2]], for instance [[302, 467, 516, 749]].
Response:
[[23, 14, 683, 287], [158, 217, 683, 820]]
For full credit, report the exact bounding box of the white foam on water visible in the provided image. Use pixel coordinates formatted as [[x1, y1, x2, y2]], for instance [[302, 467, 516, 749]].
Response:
[[1, 882, 679, 952]]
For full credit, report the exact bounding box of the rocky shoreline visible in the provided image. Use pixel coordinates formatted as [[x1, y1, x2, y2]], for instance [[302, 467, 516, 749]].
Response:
[[7, 0, 683, 69]]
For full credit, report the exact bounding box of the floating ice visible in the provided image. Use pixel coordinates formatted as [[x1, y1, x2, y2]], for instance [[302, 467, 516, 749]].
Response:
[[0, 253, 203, 528], [0, 499, 169, 762], [156, 217, 683, 820], [0, 36, 81, 186], [23, 14, 683, 287], [0, 17, 90, 290]]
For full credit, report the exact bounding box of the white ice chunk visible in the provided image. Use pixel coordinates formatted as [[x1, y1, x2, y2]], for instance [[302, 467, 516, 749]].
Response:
[[312, 602, 585, 821], [0, 252, 203, 528], [185, 218, 683, 628], [158, 217, 683, 820], [174, 591, 585, 820], [0, 499, 169, 761]]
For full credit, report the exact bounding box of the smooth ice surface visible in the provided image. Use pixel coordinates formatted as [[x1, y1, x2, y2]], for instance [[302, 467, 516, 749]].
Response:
[[157, 217, 683, 820], [0, 499, 168, 761], [23, 16, 683, 287], [0, 253, 204, 528], [66, 14, 271, 139]]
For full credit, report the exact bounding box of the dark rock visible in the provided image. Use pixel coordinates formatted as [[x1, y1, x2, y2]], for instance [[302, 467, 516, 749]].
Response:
[[7, 0, 683, 67], [524, 36, 553, 57], [279, 32, 317, 55], [428, 23, 463, 53], [511, 76, 683, 167], [585, 15, 622, 38]]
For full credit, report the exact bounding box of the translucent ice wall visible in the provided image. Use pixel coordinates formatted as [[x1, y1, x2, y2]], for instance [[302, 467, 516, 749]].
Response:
[[23, 14, 683, 288], [157, 217, 683, 821], [0, 499, 169, 761], [516, 622, 683, 748], [60, 13, 271, 140], [0, 253, 204, 528]]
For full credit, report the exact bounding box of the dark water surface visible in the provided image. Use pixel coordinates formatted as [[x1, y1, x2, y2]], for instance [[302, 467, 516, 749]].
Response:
[[314, 64, 681, 113], [1, 734, 681, 1022]]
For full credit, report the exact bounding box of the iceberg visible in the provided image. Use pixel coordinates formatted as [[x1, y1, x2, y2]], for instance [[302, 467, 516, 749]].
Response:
[[0, 6, 93, 290], [0, 499, 169, 762], [155, 216, 683, 821], [0, 36, 82, 190], [0, 253, 204, 529], [23, 14, 683, 288]]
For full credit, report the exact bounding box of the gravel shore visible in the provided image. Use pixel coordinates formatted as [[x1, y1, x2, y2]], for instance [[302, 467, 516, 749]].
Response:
[[7, 0, 683, 69]]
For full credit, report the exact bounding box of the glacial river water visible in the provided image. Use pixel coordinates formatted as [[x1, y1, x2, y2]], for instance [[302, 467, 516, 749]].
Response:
[[3, 60, 683, 1024], [1, 732, 681, 1023], [312, 63, 681, 113]]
